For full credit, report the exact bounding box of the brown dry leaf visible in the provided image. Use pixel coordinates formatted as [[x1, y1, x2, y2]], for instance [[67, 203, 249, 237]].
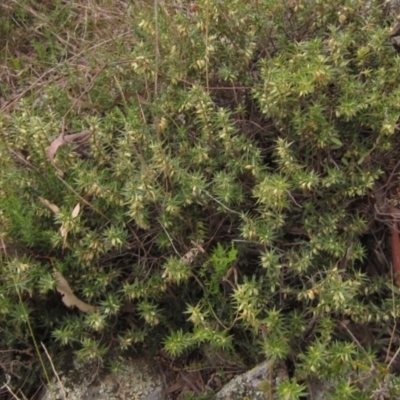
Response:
[[63, 130, 93, 144], [71, 203, 81, 218], [46, 130, 92, 174], [38, 196, 60, 214], [46, 135, 66, 174], [52, 270, 97, 313]]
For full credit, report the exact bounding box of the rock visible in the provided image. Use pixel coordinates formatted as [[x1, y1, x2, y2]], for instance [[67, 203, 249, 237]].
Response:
[[41, 356, 164, 400], [215, 361, 288, 400]]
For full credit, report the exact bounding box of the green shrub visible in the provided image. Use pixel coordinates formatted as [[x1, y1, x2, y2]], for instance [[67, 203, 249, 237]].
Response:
[[2, 0, 400, 398]]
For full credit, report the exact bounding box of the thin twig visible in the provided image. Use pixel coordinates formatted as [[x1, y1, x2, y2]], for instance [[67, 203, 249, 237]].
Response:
[[387, 342, 400, 370], [203, 191, 241, 215], [385, 252, 398, 364], [159, 224, 181, 257], [4, 383, 21, 400], [338, 320, 374, 368], [41, 342, 67, 400]]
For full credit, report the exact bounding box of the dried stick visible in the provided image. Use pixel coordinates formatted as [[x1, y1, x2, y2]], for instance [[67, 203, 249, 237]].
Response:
[[391, 220, 400, 288]]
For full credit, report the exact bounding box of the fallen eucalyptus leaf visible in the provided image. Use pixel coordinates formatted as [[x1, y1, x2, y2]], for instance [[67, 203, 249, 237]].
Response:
[[52, 270, 97, 313], [38, 196, 60, 214], [46, 130, 92, 174], [71, 203, 80, 218]]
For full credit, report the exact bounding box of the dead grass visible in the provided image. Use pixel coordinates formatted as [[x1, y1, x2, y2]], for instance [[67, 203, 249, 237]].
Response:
[[0, 0, 141, 115]]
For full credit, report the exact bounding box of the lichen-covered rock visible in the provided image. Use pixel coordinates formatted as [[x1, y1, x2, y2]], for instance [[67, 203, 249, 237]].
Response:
[[42, 356, 164, 400], [215, 361, 287, 400], [214, 362, 337, 400]]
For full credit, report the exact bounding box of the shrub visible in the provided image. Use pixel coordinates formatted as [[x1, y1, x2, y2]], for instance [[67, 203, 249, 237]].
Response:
[[2, 0, 400, 398]]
